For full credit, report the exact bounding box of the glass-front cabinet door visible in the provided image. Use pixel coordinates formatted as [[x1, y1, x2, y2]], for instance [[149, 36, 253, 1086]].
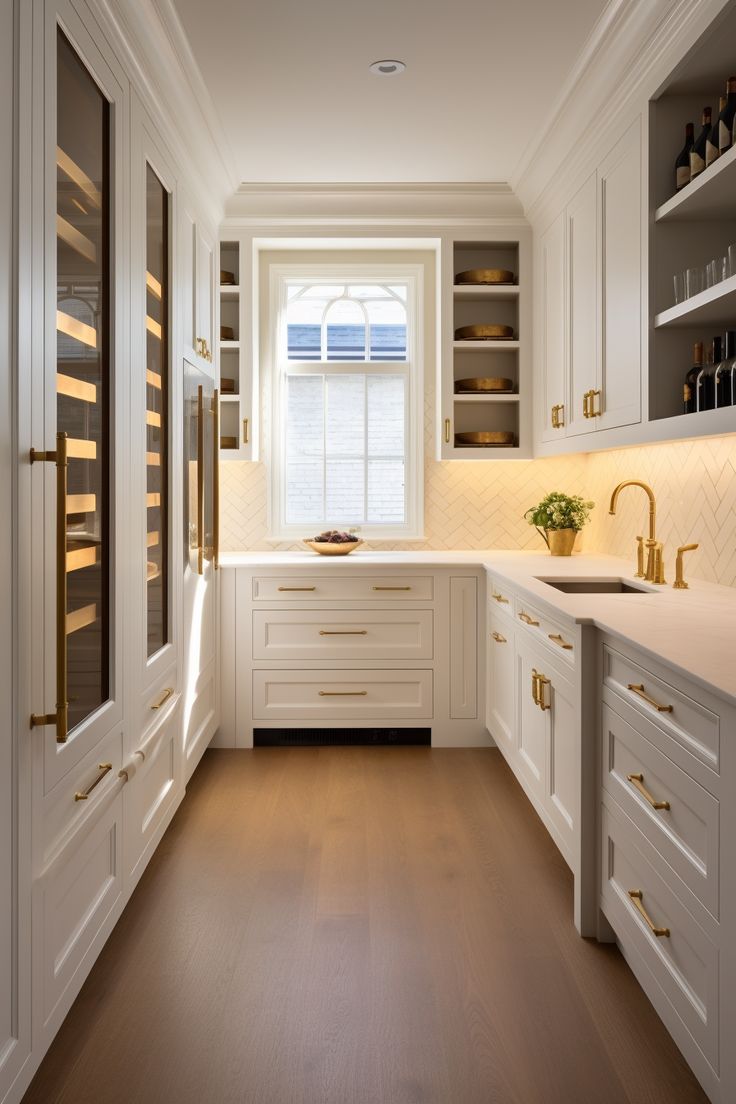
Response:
[[31, 19, 125, 789]]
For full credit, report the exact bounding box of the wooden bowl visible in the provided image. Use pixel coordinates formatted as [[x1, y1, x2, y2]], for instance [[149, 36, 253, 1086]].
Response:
[[455, 324, 515, 341], [304, 539, 364, 556], [220, 377, 235, 394], [455, 377, 514, 393], [220, 435, 237, 449], [454, 431, 516, 447], [220, 270, 235, 285], [455, 268, 515, 285], [220, 325, 235, 341]]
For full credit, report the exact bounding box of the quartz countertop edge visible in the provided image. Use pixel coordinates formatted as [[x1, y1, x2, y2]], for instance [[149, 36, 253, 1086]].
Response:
[[219, 550, 736, 705]]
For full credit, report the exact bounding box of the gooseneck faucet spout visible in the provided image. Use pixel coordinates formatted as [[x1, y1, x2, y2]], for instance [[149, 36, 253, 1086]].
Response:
[[608, 481, 665, 584]]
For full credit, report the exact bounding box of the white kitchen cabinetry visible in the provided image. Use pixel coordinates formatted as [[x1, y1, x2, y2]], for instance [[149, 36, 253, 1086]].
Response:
[[537, 213, 566, 442], [218, 235, 258, 461], [486, 608, 515, 753], [599, 635, 736, 1104], [180, 190, 216, 371], [218, 562, 486, 748], [566, 173, 599, 439]]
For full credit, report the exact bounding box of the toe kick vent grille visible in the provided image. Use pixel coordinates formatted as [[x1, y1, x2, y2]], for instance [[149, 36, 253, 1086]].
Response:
[[253, 727, 431, 747]]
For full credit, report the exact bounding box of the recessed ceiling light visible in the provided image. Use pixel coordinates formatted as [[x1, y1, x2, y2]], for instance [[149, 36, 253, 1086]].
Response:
[[369, 60, 406, 76]]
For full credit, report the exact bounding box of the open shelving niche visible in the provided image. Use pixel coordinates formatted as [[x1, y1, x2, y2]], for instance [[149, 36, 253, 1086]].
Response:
[[440, 234, 531, 458], [648, 3, 736, 430], [218, 238, 258, 459]]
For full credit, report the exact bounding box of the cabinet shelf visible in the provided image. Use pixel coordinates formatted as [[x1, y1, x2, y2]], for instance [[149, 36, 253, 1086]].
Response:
[[654, 273, 736, 329], [219, 394, 240, 403], [655, 143, 736, 223], [453, 284, 519, 301], [220, 340, 240, 350], [453, 393, 520, 403], [453, 340, 520, 352], [220, 284, 240, 298]]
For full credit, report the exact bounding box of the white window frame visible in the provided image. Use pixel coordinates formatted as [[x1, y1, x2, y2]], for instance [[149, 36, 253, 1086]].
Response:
[[266, 263, 424, 541]]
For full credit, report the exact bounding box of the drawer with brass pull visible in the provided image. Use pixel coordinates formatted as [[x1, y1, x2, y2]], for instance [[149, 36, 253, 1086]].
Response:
[[512, 595, 576, 665], [487, 574, 512, 612], [602, 644, 719, 774], [252, 669, 433, 720], [252, 609, 434, 660], [601, 703, 719, 918], [252, 575, 434, 602], [600, 800, 718, 1069], [42, 728, 123, 869]]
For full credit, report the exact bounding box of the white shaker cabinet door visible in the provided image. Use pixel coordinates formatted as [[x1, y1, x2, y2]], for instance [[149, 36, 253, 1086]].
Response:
[[486, 611, 515, 754], [565, 173, 598, 438], [538, 212, 567, 442]]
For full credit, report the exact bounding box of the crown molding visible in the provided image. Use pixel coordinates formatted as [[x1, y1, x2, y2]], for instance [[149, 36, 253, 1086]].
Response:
[[225, 182, 526, 223], [514, 0, 732, 223], [91, 0, 236, 225]]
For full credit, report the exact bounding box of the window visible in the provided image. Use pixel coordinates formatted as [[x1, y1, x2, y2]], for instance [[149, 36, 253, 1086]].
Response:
[[269, 265, 424, 540]]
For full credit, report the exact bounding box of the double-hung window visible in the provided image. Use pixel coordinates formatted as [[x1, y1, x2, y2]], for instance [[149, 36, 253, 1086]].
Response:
[[269, 265, 424, 540]]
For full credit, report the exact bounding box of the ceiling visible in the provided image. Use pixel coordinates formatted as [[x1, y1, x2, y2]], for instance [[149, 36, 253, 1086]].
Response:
[[171, 0, 611, 187]]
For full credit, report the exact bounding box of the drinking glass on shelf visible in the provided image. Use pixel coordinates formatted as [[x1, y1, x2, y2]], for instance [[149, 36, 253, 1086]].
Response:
[[673, 272, 685, 303], [684, 267, 702, 298], [706, 257, 728, 287], [728, 243, 736, 278]]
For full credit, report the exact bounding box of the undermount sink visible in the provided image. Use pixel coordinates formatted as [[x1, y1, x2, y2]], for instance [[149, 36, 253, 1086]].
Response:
[[536, 577, 655, 595]]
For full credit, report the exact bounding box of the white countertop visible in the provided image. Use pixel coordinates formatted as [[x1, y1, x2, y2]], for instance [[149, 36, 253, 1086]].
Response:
[[220, 549, 736, 705]]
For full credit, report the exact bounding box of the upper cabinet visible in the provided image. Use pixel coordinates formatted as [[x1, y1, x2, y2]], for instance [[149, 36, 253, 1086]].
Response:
[[218, 235, 258, 460], [535, 117, 643, 449], [179, 191, 216, 371]]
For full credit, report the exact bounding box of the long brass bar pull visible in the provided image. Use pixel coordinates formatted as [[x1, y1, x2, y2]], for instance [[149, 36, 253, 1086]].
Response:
[[197, 385, 204, 575], [536, 672, 551, 711], [444, 418, 450, 444], [30, 432, 69, 744], [372, 586, 411, 591], [319, 630, 368, 636], [628, 889, 670, 938], [626, 772, 670, 811], [74, 762, 113, 802], [627, 683, 673, 713], [243, 417, 249, 445], [318, 690, 368, 697], [278, 586, 316, 592], [212, 389, 220, 568], [151, 687, 174, 710]]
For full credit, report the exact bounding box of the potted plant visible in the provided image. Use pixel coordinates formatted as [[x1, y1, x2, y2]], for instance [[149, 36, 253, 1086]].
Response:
[[524, 492, 594, 556]]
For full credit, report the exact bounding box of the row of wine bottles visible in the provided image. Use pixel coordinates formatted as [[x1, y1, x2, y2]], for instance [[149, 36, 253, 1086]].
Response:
[[683, 334, 735, 413], [674, 76, 736, 192]]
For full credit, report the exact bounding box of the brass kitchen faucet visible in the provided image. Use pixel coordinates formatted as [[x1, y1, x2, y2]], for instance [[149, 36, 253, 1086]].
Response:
[[608, 481, 666, 584]]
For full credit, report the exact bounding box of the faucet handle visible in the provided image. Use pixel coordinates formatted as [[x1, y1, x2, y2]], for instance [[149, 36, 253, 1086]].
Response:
[[673, 543, 699, 590], [652, 542, 666, 585], [635, 535, 645, 578]]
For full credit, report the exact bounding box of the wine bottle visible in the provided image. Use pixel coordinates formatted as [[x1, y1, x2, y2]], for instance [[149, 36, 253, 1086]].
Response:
[[700, 335, 722, 411], [683, 341, 703, 414], [675, 122, 695, 189], [717, 77, 736, 154], [690, 107, 713, 180], [716, 329, 736, 407], [706, 99, 723, 166]]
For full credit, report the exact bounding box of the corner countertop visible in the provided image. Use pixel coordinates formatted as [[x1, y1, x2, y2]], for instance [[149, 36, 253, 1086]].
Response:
[[219, 549, 736, 705]]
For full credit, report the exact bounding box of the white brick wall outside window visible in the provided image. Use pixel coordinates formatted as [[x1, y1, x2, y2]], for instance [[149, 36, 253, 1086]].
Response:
[[267, 265, 425, 540]]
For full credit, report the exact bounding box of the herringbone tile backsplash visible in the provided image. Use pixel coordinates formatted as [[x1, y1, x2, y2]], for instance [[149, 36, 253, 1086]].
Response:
[[220, 395, 736, 586]]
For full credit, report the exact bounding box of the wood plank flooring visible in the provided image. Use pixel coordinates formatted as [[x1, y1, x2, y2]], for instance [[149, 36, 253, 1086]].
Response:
[[23, 748, 708, 1104]]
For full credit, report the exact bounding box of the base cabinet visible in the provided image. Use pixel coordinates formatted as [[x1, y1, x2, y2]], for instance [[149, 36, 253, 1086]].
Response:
[[486, 610, 515, 752]]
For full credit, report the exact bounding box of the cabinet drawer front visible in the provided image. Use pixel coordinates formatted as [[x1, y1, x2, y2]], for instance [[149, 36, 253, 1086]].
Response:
[[602, 704, 719, 918], [252, 669, 433, 720], [40, 796, 123, 1028], [252, 575, 434, 602], [252, 610, 434, 661], [600, 802, 719, 1070], [42, 729, 122, 870], [487, 574, 513, 613], [125, 710, 180, 886], [513, 596, 576, 665], [603, 645, 719, 773]]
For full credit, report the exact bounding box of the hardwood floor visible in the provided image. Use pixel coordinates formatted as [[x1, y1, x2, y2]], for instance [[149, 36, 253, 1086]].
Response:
[[23, 748, 708, 1104]]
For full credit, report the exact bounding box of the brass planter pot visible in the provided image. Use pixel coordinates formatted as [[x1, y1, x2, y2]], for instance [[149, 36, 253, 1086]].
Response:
[[546, 528, 577, 556]]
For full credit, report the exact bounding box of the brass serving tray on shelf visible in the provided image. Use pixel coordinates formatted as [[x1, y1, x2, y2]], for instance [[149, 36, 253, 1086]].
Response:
[[455, 268, 515, 285], [454, 431, 516, 447], [220, 377, 235, 394], [220, 325, 235, 341], [455, 377, 514, 394], [220, 269, 235, 285], [220, 435, 237, 450], [454, 324, 515, 341]]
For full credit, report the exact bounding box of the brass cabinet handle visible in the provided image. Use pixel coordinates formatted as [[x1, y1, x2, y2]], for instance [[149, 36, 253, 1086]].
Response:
[[491, 631, 507, 643], [589, 389, 602, 417], [492, 592, 509, 604], [278, 586, 316, 592], [319, 630, 367, 636], [518, 611, 540, 626], [534, 670, 551, 711], [627, 889, 670, 938], [30, 432, 69, 743], [74, 762, 113, 802], [626, 683, 673, 714], [444, 418, 451, 444], [196, 384, 204, 575], [212, 390, 220, 568], [151, 686, 174, 710], [318, 690, 368, 696], [551, 403, 565, 429], [583, 390, 591, 418], [548, 632, 573, 650], [372, 586, 411, 591], [531, 670, 541, 706], [243, 417, 249, 445], [626, 772, 670, 811]]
